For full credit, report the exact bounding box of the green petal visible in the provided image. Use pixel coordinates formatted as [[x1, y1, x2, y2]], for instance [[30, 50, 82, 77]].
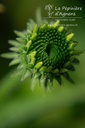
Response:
[[35, 62, 43, 69], [58, 26, 64, 32], [9, 58, 20, 66], [68, 65, 75, 71], [66, 33, 74, 42], [73, 50, 84, 55], [1, 53, 18, 59], [69, 55, 75, 62], [33, 24, 38, 34], [16, 38, 27, 45], [29, 51, 36, 58], [21, 70, 31, 81], [45, 66, 52, 72], [72, 58, 80, 64], [30, 58, 36, 65], [53, 20, 60, 28], [39, 66, 46, 72], [31, 33, 37, 40], [60, 68, 68, 73], [55, 75, 61, 85], [14, 30, 26, 39], [26, 40, 32, 49], [8, 40, 20, 46], [9, 47, 19, 52], [52, 69, 59, 73], [40, 24, 47, 30], [62, 72, 74, 84], [64, 61, 70, 67]]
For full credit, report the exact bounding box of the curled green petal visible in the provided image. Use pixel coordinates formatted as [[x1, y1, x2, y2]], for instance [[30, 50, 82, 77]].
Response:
[[68, 43, 75, 50], [66, 33, 74, 42], [33, 24, 38, 34], [29, 51, 36, 58], [31, 33, 37, 40], [58, 26, 64, 32], [40, 23, 47, 30], [30, 58, 36, 65], [39, 66, 46, 72], [53, 20, 60, 28], [26, 40, 32, 49], [35, 62, 43, 69]]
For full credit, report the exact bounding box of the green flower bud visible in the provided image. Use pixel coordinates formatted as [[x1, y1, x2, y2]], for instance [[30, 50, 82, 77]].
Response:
[[1, 11, 83, 88]]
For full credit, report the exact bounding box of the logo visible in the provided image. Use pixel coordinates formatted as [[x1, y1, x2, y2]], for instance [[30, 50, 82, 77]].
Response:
[[45, 4, 54, 18], [44, 4, 82, 27]]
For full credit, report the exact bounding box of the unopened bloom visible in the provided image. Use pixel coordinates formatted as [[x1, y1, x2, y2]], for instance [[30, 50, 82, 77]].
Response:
[[2, 13, 83, 88]]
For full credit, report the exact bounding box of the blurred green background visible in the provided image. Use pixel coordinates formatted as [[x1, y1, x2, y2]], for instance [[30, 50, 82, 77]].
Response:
[[0, 0, 85, 128]]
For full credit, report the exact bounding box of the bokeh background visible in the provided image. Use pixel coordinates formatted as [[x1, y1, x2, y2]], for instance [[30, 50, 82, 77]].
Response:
[[0, 0, 85, 128]]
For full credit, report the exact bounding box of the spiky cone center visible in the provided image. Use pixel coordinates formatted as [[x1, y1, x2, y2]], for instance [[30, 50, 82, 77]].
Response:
[[2, 20, 83, 88]]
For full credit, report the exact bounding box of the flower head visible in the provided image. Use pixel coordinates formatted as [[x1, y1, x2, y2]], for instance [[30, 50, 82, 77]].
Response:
[[2, 11, 83, 88]]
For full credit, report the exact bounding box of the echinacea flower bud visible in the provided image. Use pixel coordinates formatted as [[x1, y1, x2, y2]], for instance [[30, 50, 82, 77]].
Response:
[[1, 11, 83, 88]]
